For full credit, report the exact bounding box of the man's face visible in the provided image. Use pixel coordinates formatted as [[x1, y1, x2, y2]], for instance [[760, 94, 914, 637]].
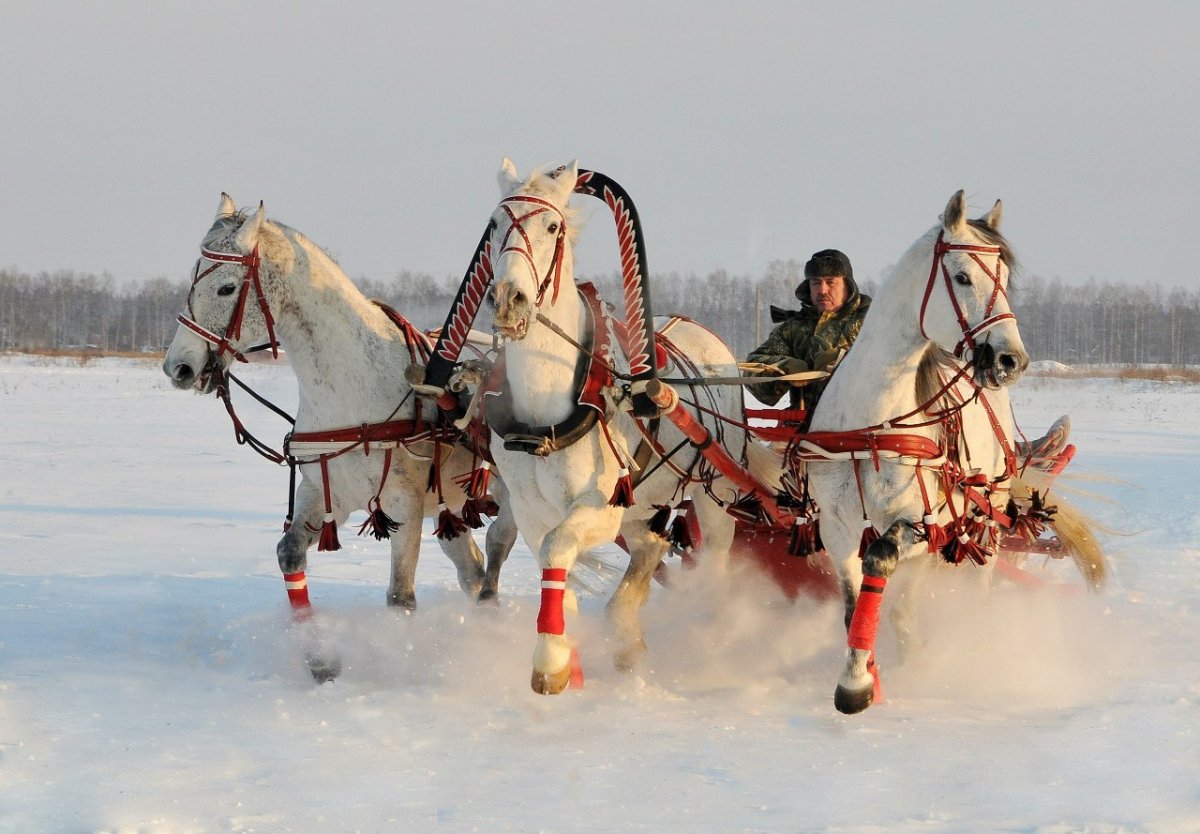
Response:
[[809, 274, 847, 313]]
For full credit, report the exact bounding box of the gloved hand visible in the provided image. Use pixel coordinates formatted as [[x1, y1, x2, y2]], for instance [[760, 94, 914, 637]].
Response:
[[811, 349, 845, 373], [778, 357, 809, 375]]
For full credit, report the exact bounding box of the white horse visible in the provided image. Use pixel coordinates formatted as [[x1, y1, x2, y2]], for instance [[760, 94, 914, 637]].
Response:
[[484, 160, 747, 694], [804, 191, 1035, 714], [163, 194, 518, 681]]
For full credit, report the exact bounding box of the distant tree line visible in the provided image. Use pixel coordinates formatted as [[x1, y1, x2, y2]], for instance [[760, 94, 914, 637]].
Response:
[[2, 263, 1198, 367]]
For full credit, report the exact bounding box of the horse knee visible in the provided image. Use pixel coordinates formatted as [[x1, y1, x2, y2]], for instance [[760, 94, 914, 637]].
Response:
[[277, 531, 308, 574], [861, 520, 917, 579]]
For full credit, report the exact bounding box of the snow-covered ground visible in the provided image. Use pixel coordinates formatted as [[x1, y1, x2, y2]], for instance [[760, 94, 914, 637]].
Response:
[[1, 355, 1197, 834]]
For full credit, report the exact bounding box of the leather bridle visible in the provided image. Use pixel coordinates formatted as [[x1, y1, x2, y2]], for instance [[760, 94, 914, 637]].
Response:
[[177, 244, 279, 363], [918, 230, 1013, 361], [493, 195, 568, 308]]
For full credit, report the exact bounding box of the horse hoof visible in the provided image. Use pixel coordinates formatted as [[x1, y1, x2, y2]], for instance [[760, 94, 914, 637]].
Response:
[[613, 638, 648, 673], [834, 683, 873, 714], [387, 592, 417, 612], [531, 664, 572, 695], [476, 588, 500, 606], [307, 654, 342, 684]]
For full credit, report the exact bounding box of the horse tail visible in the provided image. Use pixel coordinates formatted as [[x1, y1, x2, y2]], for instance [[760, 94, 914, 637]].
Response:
[[1011, 472, 1109, 591], [744, 438, 784, 493]]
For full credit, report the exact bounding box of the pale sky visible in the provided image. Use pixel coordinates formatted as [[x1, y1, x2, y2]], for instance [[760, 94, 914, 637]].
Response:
[[1, 1, 1196, 290]]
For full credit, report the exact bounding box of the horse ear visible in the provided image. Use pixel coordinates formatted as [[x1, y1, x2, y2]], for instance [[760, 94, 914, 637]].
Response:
[[235, 201, 265, 252], [942, 190, 967, 233], [547, 159, 579, 201], [980, 199, 1003, 231], [498, 158, 521, 194], [216, 193, 237, 221]]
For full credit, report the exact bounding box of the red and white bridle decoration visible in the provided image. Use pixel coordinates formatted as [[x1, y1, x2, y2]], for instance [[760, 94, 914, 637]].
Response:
[[918, 230, 1013, 360], [494, 195, 568, 307], [177, 245, 279, 363]]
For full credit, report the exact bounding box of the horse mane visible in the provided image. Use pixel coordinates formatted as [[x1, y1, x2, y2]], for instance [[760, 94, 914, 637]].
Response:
[[915, 344, 957, 410], [204, 209, 343, 273], [519, 166, 584, 244], [966, 217, 1020, 284]]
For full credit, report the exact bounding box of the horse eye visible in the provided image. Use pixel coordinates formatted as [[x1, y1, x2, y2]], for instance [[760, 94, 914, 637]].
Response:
[[954, 271, 971, 287], [547, 222, 559, 235], [217, 284, 237, 297]]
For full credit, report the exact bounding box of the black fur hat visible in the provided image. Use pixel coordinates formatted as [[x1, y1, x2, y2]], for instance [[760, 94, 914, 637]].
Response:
[[796, 248, 857, 303]]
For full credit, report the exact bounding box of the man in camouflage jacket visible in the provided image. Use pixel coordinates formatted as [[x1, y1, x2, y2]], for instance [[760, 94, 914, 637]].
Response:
[[747, 249, 870, 413]]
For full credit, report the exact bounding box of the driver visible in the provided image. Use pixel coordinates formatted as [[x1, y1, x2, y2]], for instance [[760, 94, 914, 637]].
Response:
[[746, 248, 1071, 468], [746, 249, 868, 413]]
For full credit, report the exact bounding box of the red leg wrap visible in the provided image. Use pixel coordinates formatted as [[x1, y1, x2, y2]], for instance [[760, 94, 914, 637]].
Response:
[[568, 645, 585, 689], [847, 575, 887, 651], [868, 652, 884, 703], [536, 567, 568, 635], [283, 571, 312, 621]]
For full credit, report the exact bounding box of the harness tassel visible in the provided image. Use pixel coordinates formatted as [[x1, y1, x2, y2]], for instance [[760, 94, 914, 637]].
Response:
[[787, 514, 822, 558], [460, 498, 486, 530], [317, 513, 341, 552], [456, 461, 492, 501], [857, 519, 879, 559], [923, 513, 951, 554], [435, 503, 468, 540], [609, 467, 635, 508], [648, 504, 672, 538], [357, 501, 400, 541]]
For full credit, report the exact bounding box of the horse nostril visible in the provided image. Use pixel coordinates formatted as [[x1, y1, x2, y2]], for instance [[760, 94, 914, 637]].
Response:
[[512, 291, 527, 307], [175, 363, 194, 381], [998, 353, 1018, 372]]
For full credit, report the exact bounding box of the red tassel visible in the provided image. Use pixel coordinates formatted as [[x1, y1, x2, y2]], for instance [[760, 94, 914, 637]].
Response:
[[317, 514, 341, 552], [435, 503, 468, 540], [923, 513, 951, 554], [460, 500, 485, 529], [457, 461, 492, 501], [668, 516, 692, 552], [357, 503, 399, 541], [727, 492, 770, 526], [609, 469, 635, 508], [787, 517, 816, 557], [648, 504, 671, 537], [857, 519, 879, 559]]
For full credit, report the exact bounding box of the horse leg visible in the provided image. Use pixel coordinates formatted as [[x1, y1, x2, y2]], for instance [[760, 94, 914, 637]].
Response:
[[479, 484, 517, 604], [383, 488, 424, 611], [835, 519, 922, 714], [436, 532, 486, 599], [888, 555, 933, 665], [277, 477, 343, 683], [531, 496, 621, 695], [608, 522, 669, 671], [687, 492, 737, 572]]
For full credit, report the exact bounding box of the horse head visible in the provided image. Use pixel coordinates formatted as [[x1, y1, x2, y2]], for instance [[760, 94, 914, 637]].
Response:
[[163, 194, 281, 392], [919, 190, 1029, 389], [486, 159, 579, 340]]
